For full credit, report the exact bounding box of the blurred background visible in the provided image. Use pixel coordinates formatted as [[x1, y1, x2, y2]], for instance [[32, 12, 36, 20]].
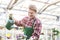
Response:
[[0, 0, 60, 40]]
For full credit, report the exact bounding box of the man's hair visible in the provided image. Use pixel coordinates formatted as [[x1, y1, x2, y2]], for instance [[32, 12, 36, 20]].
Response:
[[29, 5, 37, 12]]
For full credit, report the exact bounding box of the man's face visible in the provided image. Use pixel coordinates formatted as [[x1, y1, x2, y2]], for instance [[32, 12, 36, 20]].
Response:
[[28, 9, 36, 19]]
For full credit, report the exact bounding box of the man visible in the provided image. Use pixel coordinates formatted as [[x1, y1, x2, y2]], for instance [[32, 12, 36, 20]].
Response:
[[15, 5, 42, 40]]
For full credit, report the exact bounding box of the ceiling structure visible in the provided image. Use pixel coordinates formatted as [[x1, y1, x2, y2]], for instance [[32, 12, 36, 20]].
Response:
[[0, 0, 60, 29]]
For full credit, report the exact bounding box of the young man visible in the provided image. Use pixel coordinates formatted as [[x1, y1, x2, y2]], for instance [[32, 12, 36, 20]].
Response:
[[15, 5, 42, 40]]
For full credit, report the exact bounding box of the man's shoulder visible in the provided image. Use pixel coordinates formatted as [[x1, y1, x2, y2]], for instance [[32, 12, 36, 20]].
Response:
[[35, 18, 41, 23], [25, 16, 29, 18], [23, 16, 29, 20]]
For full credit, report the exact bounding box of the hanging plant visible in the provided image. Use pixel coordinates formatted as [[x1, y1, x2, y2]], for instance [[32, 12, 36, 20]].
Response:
[[52, 28, 59, 35]]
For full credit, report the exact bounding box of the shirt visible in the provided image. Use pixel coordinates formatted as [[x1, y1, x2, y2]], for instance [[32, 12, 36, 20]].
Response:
[[15, 17, 42, 39]]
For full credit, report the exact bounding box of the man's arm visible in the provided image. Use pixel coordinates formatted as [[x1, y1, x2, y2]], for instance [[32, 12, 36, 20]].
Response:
[[15, 17, 27, 26]]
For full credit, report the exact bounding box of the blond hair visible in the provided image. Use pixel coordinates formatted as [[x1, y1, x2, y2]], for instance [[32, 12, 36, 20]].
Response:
[[29, 5, 37, 12]]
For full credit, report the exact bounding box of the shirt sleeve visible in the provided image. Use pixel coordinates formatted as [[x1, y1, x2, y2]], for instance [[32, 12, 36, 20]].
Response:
[[15, 17, 27, 26], [32, 20, 42, 39]]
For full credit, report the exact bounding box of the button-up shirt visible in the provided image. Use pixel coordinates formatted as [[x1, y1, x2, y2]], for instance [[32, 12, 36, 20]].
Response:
[[15, 17, 42, 39]]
